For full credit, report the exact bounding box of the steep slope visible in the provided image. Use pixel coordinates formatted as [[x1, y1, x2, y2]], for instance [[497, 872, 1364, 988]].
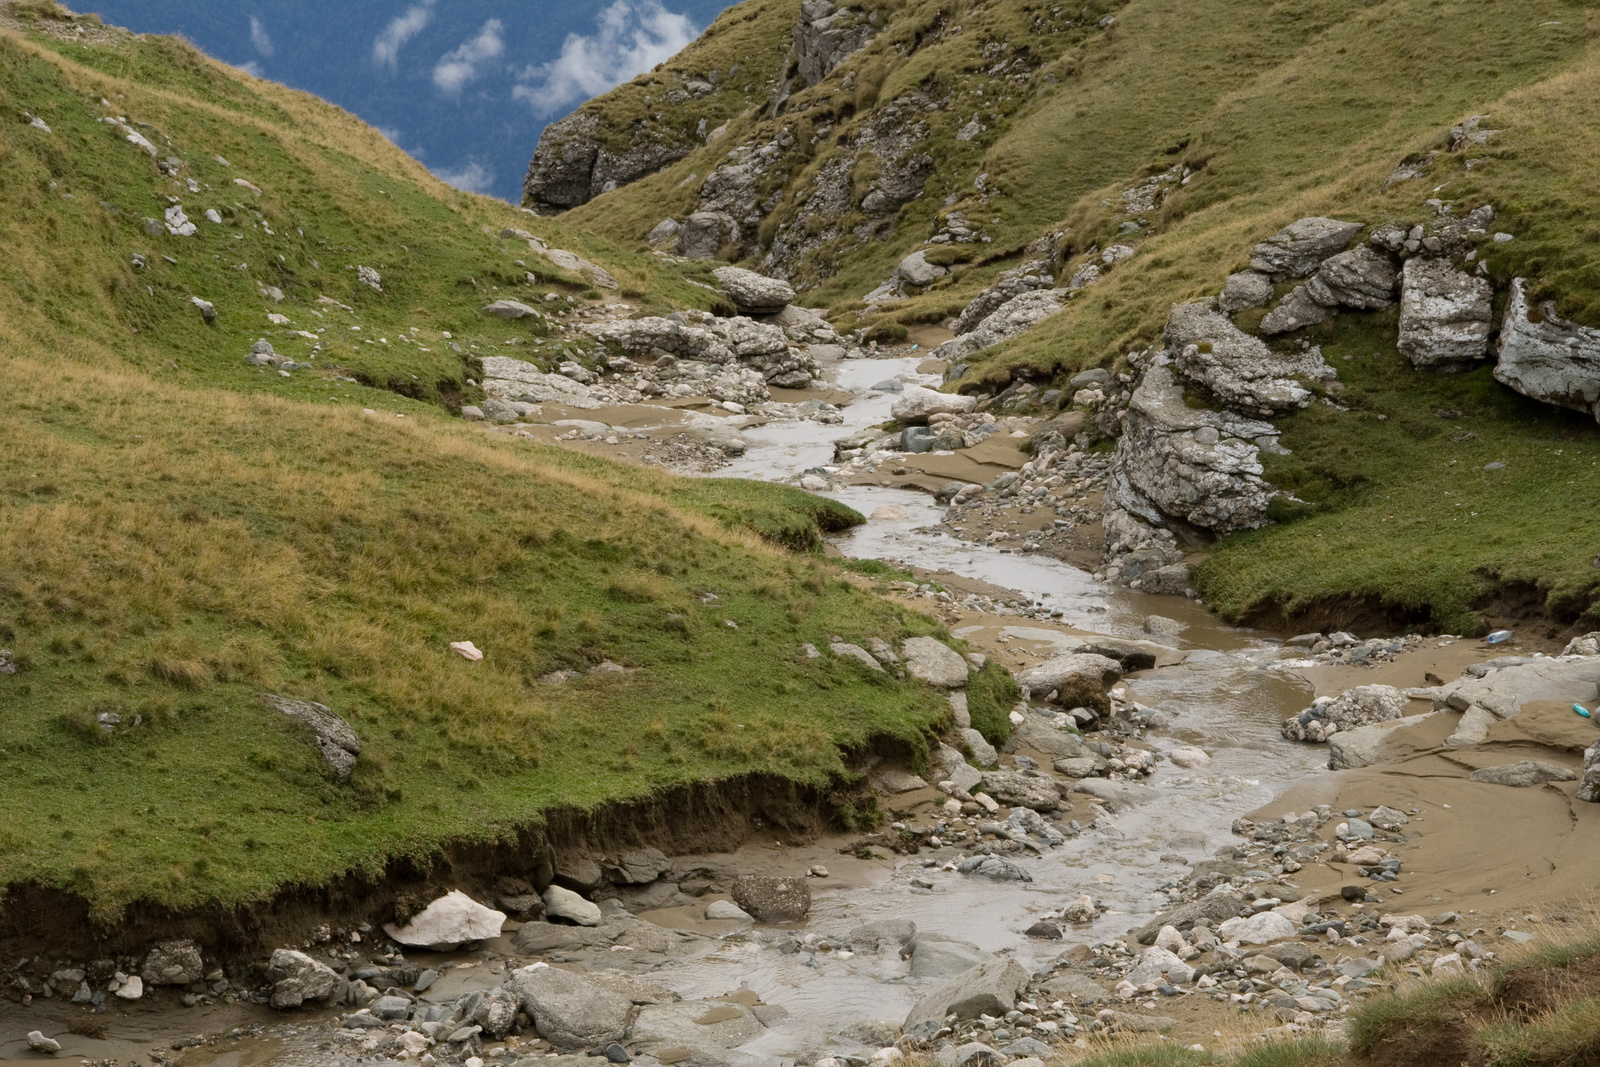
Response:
[[0, 6, 988, 927], [545, 0, 1600, 632]]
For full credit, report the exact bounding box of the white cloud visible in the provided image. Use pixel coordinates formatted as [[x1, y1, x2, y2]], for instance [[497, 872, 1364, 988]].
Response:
[[239, 60, 265, 78], [249, 16, 274, 57], [433, 19, 506, 94], [513, 0, 697, 117], [373, 0, 435, 69], [432, 161, 496, 193]]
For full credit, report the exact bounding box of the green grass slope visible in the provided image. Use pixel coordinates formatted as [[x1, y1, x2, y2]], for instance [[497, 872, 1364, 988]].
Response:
[[569, 0, 1600, 631], [0, 10, 973, 922]]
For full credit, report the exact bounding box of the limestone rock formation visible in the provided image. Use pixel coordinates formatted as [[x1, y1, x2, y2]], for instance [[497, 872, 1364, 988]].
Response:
[[901, 636, 970, 688], [1165, 302, 1336, 415], [1305, 246, 1399, 310], [891, 386, 978, 423], [1493, 278, 1600, 422], [524, 112, 691, 213], [904, 958, 1030, 1029], [1397, 258, 1493, 370], [935, 289, 1068, 362], [1108, 362, 1281, 532], [714, 266, 795, 314], [1249, 218, 1363, 278], [790, 1, 877, 86], [1579, 739, 1600, 803], [1218, 271, 1273, 313], [267, 949, 343, 1009], [675, 211, 739, 259]]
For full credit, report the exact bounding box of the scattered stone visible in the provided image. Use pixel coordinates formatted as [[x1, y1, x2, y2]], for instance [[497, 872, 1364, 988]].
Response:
[[1282, 684, 1407, 743], [140, 939, 204, 986], [1217, 911, 1297, 944], [27, 1032, 61, 1053], [1167, 746, 1211, 769], [956, 855, 1033, 881], [190, 296, 217, 323]]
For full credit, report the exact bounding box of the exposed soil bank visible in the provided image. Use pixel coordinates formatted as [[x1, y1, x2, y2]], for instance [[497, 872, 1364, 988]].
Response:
[[0, 772, 853, 963]]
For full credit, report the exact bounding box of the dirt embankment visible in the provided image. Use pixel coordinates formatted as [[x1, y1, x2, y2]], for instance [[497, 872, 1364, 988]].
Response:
[[0, 771, 864, 964]]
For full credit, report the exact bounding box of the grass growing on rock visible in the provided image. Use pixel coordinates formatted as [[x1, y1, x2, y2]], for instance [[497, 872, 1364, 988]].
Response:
[[0, 17, 964, 922]]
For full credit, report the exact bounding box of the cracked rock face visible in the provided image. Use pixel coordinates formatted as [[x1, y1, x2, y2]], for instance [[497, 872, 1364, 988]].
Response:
[[1218, 271, 1274, 314], [523, 112, 691, 213], [263, 694, 360, 781], [1397, 258, 1493, 370], [713, 266, 795, 314], [1493, 277, 1600, 422], [1249, 217, 1363, 278], [791, 0, 877, 86], [1305, 245, 1399, 310], [1108, 362, 1280, 532], [1165, 301, 1337, 415]]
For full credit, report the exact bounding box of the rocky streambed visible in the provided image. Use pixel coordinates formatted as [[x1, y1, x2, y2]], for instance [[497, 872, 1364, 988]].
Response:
[[6, 344, 1600, 1067]]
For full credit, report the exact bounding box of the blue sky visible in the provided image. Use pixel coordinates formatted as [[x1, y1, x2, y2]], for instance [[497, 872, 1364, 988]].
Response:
[[85, 0, 736, 201]]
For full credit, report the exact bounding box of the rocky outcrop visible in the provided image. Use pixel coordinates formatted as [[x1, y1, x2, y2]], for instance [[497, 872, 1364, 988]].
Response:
[[952, 258, 1057, 333], [480, 356, 605, 410], [1219, 271, 1274, 314], [934, 289, 1068, 361], [1306, 246, 1399, 310], [1397, 258, 1493, 370], [1493, 278, 1600, 422], [1249, 218, 1363, 278], [523, 111, 691, 213], [262, 695, 360, 782], [676, 211, 739, 260], [584, 314, 817, 387], [790, 1, 876, 86], [1281, 685, 1407, 743], [1165, 302, 1336, 415], [1109, 362, 1282, 532]]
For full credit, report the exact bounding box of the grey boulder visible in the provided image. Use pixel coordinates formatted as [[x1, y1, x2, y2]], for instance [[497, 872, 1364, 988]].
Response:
[[1166, 301, 1337, 414], [630, 1000, 764, 1049], [1283, 684, 1407, 743], [482, 300, 541, 319], [978, 770, 1061, 812], [1398, 258, 1493, 370], [1578, 739, 1600, 803], [267, 949, 344, 1009], [714, 266, 795, 314], [1306, 246, 1399, 310], [904, 958, 1030, 1029], [1258, 285, 1331, 335], [897, 250, 948, 287], [1249, 218, 1363, 278], [891, 386, 979, 424], [1493, 278, 1600, 422], [1218, 271, 1274, 313], [956, 855, 1032, 881], [263, 694, 360, 781], [902, 636, 970, 688], [909, 933, 992, 977], [508, 964, 632, 1049], [675, 211, 738, 260]]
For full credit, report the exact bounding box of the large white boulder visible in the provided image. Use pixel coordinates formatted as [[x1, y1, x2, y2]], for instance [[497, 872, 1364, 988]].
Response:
[[383, 890, 505, 948], [542, 885, 602, 926], [1398, 258, 1493, 370], [902, 636, 970, 688], [1218, 911, 1297, 945], [891, 386, 978, 424], [1493, 278, 1600, 422]]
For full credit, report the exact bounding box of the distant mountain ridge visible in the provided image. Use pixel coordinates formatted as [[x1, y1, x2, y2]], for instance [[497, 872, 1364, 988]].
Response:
[[84, 0, 737, 201]]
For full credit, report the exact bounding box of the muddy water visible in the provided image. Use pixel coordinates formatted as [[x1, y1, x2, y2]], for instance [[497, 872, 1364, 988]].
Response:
[[0, 351, 1362, 1065]]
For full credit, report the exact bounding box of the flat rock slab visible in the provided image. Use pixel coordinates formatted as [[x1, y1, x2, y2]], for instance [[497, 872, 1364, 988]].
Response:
[[509, 965, 632, 1049], [1467, 760, 1576, 787], [904, 958, 1030, 1029]]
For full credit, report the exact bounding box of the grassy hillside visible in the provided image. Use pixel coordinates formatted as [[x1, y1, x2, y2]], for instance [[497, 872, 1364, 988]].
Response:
[[0, 8, 977, 921], [567, 0, 1600, 631]]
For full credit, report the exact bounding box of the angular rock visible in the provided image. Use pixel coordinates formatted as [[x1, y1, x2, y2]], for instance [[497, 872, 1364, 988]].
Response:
[[1016, 653, 1122, 695], [1398, 258, 1493, 370], [544, 248, 618, 290], [479, 356, 600, 409], [897, 250, 947, 287], [1564, 632, 1600, 657], [262, 695, 360, 782], [1493, 278, 1600, 422], [1306, 246, 1399, 310], [731, 875, 810, 922], [830, 639, 884, 672], [140, 939, 204, 986], [543, 885, 602, 926], [714, 266, 795, 314], [461, 987, 521, 1038], [847, 918, 918, 951], [1165, 301, 1337, 414], [383, 890, 505, 948], [1258, 285, 1330, 335], [891, 387, 978, 424], [902, 636, 970, 688], [1249, 218, 1364, 278], [605, 847, 670, 885], [508, 964, 632, 1049], [267, 949, 343, 1009], [1328, 715, 1431, 769], [1219, 271, 1274, 314], [648, 218, 681, 249], [676, 211, 738, 259], [1108, 362, 1280, 532], [1009, 718, 1087, 759], [1468, 760, 1577, 787], [792, 0, 877, 85], [960, 727, 999, 769], [27, 1031, 61, 1053], [1283, 684, 1407, 743], [904, 958, 1030, 1029]]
